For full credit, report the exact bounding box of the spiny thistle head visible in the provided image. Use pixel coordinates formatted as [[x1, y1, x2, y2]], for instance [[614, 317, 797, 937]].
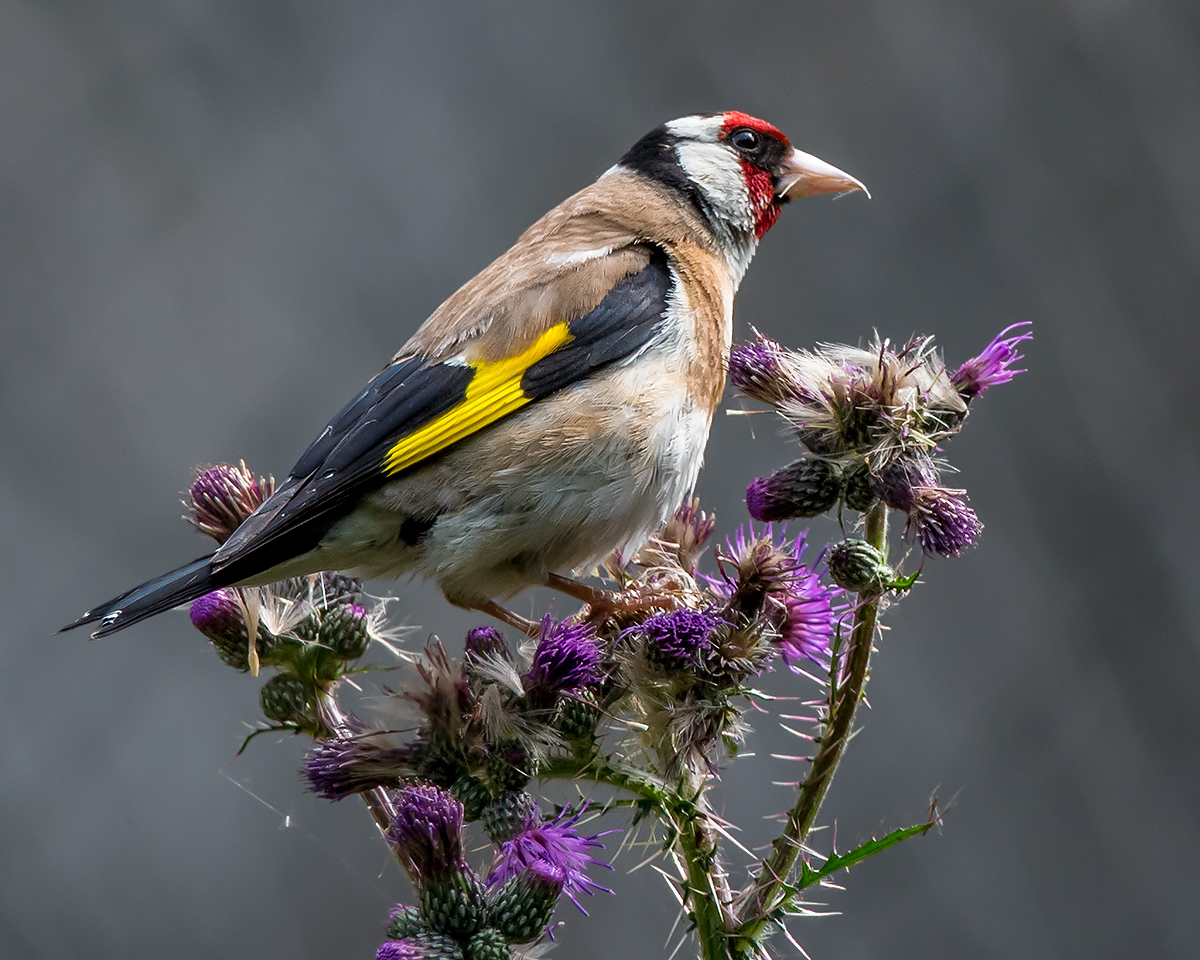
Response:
[[386, 784, 468, 882], [745, 458, 842, 522], [523, 617, 604, 709], [484, 742, 532, 794], [840, 462, 880, 513], [449, 775, 494, 822], [486, 860, 565, 944], [641, 497, 717, 574], [304, 735, 417, 800], [951, 322, 1032, 399], [870, 456, 939, 513], [186, 461, 274, 544], [912, 487, 983, 557], [487, 804, 614, 912]]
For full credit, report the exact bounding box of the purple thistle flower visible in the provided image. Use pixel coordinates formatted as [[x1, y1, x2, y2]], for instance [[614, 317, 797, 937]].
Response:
[[951, 323, 1032, 399], [304, 736, 416, 800], [628, 609, 721, 665], [386, 784, 469, 881], [464, 625, 509, 660], [774, 567, 845, 670], [189, 588, 244, 640], [912, 487, 983, 557], [523, 616, 604, 709], [186, 461, 274, 544], [487, 803, 615, 914]]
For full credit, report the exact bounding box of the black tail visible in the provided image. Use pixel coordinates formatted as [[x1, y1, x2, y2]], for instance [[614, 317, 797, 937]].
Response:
[[61, 554, 227, 638]]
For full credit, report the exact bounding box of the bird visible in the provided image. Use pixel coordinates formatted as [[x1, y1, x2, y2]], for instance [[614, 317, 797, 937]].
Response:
[[65, 111, 866, 640]]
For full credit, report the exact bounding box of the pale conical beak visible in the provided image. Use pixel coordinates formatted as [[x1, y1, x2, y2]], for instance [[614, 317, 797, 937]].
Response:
[[776, 147, 870, 200]]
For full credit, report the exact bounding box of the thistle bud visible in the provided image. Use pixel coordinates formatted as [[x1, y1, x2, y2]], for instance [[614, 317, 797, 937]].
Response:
[[299, 603, 370, 660], [463, 929, 511, 960], [190, 589, 271, 671], [259, 674, 315, 726], [305, 736, 416, 800], [746, 459, 841, 521], [827, 539, 894, 595], [482, 791, 539, 846], [464, 626, 509, 661], [450, 775, 493, 822], [384, 905, 428, 941], [186, 462, 273, 544], [487, 861, 565, 944], [552, 694, 601, 743], [420, 871, 489, 940], [376, 931, 464, 960], [840, 463, 879, 513], [485, 742, 531, 794]]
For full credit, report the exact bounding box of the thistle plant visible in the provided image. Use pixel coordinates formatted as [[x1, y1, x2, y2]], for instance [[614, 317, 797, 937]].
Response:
[[166, 324, 1027, 960]]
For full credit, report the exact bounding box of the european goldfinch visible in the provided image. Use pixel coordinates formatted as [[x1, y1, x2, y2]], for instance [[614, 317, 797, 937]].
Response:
[[67, 112, 865, 638]]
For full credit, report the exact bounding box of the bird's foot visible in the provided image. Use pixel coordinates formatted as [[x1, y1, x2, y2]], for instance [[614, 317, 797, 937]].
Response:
[[473, 599, 542, 639], [545, 572, 610, 606], [546, 572, 672, 624]]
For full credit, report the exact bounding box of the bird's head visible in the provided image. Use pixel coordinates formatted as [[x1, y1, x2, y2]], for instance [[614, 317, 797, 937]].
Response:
[[616, 112, 866, 275]]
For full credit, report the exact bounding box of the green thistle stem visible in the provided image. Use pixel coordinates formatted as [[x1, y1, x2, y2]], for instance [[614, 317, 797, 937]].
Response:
[[733, 502, 889, 947], [543, 751, 733, 960]]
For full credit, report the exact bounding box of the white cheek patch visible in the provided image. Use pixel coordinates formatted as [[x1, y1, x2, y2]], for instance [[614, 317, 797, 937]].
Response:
[[547, 246, 614, 268], [674, 141, 755, 235], [665, 115, 724, 142]]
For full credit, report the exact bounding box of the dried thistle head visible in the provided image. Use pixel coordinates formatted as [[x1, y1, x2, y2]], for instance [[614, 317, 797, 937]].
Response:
[[406, 642, 476, 755], [185, 461, 274, 544], [730, 334, 967, 471]]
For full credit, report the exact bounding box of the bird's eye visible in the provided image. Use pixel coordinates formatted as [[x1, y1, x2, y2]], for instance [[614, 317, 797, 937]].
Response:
[[729, 129, 761, 152]]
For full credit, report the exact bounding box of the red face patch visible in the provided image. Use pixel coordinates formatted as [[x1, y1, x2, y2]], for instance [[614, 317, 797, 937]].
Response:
[[718, 111, 790, 148], [720, 112, 789, 238], [740, 162, 781, 239]]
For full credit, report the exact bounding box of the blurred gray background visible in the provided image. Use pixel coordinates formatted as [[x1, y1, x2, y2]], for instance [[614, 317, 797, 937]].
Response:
[[2, 1, 1198, 958]]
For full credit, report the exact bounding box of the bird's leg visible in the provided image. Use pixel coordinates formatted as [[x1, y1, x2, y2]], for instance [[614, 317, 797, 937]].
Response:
[[545, 572, 610, 606], [545, 571, 672, 620], [473, 599, 542, 639]]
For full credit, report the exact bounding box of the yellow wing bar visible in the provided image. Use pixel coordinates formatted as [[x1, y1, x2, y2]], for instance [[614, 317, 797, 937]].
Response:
[[382, 322, 574, 476]]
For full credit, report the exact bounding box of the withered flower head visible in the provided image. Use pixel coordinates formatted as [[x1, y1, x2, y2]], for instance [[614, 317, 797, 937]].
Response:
[[185, 461, 274, 544]]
